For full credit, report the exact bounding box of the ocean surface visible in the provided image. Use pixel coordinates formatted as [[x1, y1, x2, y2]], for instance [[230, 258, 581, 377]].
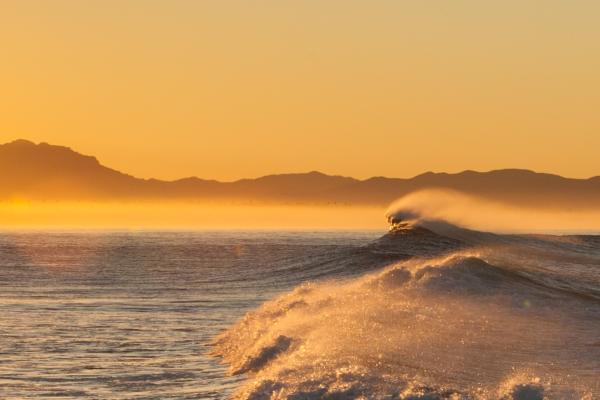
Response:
[[0, 225, 599, 399], [0, 230, 381, 399]]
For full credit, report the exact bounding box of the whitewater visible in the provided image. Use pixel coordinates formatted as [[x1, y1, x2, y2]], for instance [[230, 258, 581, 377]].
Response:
[[213, 200, 600, 399]]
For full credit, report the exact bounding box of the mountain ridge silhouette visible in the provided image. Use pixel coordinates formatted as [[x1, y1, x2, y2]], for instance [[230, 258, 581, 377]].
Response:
[[3, 139, 599, 208]]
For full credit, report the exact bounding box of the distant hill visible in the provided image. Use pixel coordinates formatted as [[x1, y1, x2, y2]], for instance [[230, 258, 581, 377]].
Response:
[[3, 139, 600, 208]]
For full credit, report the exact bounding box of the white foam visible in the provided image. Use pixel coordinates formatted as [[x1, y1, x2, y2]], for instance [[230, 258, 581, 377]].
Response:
[[212, 253, 599, 399]]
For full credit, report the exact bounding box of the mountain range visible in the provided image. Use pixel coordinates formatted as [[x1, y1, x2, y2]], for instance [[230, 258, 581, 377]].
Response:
[[3, 139, 600, 208]]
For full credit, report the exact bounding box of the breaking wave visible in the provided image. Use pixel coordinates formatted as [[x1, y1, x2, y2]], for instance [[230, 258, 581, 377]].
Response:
[[386, 189, 600, 233], [212, 195, 600, 399]]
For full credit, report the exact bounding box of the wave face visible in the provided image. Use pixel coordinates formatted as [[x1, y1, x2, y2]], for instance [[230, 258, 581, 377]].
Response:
[[212, 222, 600, 399]]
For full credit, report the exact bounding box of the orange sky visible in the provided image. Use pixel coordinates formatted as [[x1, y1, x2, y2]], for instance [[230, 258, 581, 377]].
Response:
[[1, 1, 599, 181]]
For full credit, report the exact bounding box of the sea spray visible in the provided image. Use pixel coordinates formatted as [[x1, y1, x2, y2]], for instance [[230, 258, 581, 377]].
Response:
[[385, 189, 600, 234]]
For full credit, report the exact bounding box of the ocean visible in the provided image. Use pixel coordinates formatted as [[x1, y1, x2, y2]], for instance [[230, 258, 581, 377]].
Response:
[[0, 225, 598, 399], [0, 230, 380, 399]]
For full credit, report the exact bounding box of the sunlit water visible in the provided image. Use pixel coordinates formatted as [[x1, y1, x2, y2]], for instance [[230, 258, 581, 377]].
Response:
[[1, 227, 599, 399], [0, 231, 381, 399]]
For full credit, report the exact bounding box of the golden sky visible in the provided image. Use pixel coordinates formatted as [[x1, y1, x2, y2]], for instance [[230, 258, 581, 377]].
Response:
[[1, 1, 599, 181]]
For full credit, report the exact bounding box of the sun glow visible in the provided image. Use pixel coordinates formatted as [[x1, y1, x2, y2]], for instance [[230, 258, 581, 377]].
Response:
[[0, 201, 385, 230]]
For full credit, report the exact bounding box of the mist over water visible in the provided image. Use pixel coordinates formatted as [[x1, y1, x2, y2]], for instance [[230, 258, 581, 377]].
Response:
[[0, 202, 385, 230]]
